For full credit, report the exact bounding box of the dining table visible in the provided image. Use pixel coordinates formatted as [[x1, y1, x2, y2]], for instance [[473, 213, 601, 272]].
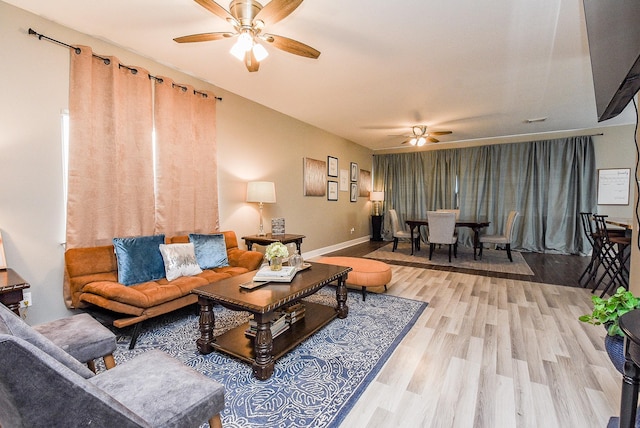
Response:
[[405, 218, 491, 260]]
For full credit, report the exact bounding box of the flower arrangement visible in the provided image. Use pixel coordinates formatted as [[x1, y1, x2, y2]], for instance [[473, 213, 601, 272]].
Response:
[[264, 242, 289, 261], [579, 287, 640, 337]]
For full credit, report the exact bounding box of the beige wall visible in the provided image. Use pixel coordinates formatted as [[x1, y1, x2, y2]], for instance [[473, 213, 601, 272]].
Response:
[[0, 1, 371, 324]]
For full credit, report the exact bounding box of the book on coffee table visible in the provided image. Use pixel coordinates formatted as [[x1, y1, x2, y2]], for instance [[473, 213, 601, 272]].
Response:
[[253, 266, 297, 282]]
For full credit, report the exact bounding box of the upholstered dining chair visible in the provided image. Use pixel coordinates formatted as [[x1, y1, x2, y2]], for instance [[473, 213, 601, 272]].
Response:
[[389, 209, 414, 252], [436, 209, 460, 220], [479, 210, 520, 262], [426, 211, 458, 262]]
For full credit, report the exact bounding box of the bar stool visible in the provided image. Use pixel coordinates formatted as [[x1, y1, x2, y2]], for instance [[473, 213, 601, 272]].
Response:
[[592, 215, 630, 297], [578, 212, 600, 287]]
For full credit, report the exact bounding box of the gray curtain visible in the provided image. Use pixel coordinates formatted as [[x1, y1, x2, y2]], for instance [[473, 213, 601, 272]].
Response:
[[373, 136, 597, 254]]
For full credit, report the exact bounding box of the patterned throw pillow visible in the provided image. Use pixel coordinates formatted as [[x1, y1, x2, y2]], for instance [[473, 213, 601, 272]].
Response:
[[159, 243, 203, 281], [189, 233, 229, 269], [113, 234, 166, 286]]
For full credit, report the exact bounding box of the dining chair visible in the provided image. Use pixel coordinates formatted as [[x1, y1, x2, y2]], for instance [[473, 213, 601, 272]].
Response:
[[426, 211, 458, 262], [478, 210, 520, 262], [436, 209, 460, 220], [388, 209, 414, 252]]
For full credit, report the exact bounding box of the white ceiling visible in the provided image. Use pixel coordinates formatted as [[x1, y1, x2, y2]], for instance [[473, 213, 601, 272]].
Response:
[[7, 0, 636, 151]]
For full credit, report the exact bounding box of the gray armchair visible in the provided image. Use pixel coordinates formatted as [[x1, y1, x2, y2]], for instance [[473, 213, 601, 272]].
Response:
[[0, 304, 224, 428]]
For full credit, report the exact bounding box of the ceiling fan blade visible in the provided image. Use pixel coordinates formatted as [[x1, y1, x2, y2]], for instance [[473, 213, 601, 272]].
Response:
[[173, 32, 234, 43], [262, 34, 320, 58], [430, 131, 452, 136], [255, 0, 303, 26], [245, 49, 260, 72], [428, 137, 440, 143], [194, 0, 234, 21]]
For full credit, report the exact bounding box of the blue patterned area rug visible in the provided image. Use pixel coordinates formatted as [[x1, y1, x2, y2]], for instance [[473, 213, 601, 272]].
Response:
[[108, 288, 426, 428]]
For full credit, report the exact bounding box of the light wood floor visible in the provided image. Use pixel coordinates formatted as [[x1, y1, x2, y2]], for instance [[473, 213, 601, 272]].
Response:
[[331, 245, 621, 428]]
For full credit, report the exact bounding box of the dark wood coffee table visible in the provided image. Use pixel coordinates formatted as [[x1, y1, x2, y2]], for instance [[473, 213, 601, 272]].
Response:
[[192, 262, 351, 380]]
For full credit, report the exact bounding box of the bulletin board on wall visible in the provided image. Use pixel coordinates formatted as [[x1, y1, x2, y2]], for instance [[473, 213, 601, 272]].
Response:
[[597, 168, 630, 205]]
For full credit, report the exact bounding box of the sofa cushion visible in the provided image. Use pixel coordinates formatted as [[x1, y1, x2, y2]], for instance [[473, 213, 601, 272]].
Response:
[[189, 233, 229, 269], [159, 243, 202, 281], [113, 234, 166, 286]]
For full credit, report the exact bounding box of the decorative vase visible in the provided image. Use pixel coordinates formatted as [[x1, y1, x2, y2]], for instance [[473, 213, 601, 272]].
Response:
[[289, 251, 303, 270], [605, 334, 625, 374], [270, 257, 283, 271]]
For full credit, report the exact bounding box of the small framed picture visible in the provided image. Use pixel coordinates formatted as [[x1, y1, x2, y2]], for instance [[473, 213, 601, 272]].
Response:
[[339, 169, 349, 191], [350, 183, 358, 202], [350, 162, 359, 182], [328, 181, 338, 201], [328, 156, 338, 177]]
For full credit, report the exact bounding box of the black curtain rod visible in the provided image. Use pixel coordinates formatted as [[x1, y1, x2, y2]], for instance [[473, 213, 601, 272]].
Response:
[[28, 28, 222, 101]]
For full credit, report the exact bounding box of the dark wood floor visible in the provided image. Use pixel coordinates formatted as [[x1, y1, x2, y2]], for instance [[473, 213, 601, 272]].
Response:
[[324, 240, 591, 288]]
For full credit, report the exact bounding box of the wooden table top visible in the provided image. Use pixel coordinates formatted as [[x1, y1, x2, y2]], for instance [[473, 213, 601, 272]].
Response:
[[0, 268, 30, 292], [192, 262, 351, 314]]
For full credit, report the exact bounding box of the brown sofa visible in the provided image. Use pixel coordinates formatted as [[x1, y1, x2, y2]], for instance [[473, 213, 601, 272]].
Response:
[[63, 231, 263, 347]]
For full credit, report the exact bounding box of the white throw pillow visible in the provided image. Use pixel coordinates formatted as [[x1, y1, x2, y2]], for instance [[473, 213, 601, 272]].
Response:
[[159, 243, 203, 281]]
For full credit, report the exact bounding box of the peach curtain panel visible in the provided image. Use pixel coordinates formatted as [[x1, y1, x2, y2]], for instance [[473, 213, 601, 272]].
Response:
[[67, 46, 154, 248], [153, 77, 219, 236]]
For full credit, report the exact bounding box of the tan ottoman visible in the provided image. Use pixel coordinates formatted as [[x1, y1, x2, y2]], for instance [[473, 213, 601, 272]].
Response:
[[316, 256, 392, 301]]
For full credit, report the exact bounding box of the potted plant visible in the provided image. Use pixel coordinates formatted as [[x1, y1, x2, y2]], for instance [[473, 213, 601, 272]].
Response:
[[264, 242, 289, 271], [579, 286, 640, 373]]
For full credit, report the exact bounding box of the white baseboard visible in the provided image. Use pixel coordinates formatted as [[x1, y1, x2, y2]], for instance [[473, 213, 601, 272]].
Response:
[[302, 236, 372, 260]]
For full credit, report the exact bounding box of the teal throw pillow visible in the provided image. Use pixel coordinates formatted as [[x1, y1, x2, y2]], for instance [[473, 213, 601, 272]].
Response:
[[113, 234, 166, 286], [189, 233, 229, 269]]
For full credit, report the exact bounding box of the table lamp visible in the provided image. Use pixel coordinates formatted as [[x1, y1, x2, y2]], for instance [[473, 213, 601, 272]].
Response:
[[370, 191, 384, 216], [246, 181, 276, 236]]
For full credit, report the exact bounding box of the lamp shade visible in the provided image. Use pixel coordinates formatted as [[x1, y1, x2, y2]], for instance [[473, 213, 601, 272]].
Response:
[[246, 181, 276, 203], [369, 191, 384, 202]]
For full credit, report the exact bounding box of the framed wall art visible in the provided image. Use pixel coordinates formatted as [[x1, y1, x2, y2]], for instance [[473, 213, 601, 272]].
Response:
[[328, 156, 338, 177], [303, 157, 327, 196], [359, 169, 372, 197], [350, 183, 358, 202], [0, 231, 6, 269], [328, 181, 338, 201], [350, 162, 359, 182], [339, 169, 349, 191]]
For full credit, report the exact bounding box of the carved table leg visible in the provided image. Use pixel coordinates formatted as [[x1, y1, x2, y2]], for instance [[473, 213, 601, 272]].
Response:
[[196, 296, 215, 354], [472, 227, 480, 260], [336, 275, 349, 319], [252, 312, 274, 380]]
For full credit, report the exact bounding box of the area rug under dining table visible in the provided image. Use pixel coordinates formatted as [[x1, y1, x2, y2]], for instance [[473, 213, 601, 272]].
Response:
[[365, 241, 534, 275], [104, 287, 427, 428]]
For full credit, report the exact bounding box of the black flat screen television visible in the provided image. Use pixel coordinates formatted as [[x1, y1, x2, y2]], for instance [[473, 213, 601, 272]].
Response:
[[583, 0, 640, 122]]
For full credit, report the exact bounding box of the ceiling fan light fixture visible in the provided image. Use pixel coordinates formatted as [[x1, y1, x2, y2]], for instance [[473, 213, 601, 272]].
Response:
[[409, 138, 418, 146], [417, 137, 426, 147], [230, 31, 253, 60], [252, 42, 268, 61]]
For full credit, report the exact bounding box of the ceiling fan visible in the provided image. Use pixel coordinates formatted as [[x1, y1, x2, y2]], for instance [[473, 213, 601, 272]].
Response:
[[400, 126, 452, 146], [174, 0, 320, 72]]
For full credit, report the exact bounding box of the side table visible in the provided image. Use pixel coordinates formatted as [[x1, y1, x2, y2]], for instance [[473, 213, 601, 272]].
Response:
[[0, 269, 30, 315], [371, 215, 383, 241], [242, 233, 306, 253], [616, 309, 640, 428]]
